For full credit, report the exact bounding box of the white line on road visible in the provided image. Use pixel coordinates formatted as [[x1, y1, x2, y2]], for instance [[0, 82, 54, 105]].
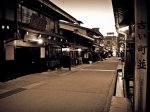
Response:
[[79, 69, 116, 72], [23, 81, 45, 89]]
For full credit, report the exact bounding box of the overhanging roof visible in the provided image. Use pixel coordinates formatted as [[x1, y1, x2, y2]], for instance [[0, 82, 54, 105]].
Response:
[[59, 22, 95, 41], [73, 32, 94, 41], [18, 0, 81, 24], [60, 21, 103, 38], [18, 26, 64, 39], [59, 21, 103, 41], [112, 0, 134, 29]]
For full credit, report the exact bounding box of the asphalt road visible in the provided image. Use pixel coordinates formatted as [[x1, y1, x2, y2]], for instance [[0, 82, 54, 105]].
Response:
[[0, 57, 119, 112]]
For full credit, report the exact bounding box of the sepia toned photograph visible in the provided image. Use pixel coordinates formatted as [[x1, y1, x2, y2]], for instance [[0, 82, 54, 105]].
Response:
[[0, 0, 149, 112]]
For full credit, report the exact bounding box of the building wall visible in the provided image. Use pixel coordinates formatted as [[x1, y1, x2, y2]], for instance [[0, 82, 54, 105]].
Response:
[[103, 36, 117, 50], [0, 0, 61, 81]]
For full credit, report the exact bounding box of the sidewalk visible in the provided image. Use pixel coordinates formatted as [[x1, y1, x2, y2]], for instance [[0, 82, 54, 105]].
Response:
[[0, 68, 77, 95]]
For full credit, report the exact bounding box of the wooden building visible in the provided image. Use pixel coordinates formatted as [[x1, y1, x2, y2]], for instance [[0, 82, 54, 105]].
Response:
[[0, 0, 104, 81], [0, 0, 80, 81], [112, 0, 150, 111], [59, 21, 103, 65]]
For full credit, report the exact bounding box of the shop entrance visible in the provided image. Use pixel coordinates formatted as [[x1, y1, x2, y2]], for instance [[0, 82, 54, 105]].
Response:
[[15, 47, 46, 75]]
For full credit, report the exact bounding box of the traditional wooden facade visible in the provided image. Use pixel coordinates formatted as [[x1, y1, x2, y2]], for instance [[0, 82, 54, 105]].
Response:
[[59, 21, 103, 64], [112, 0, 150, 111], [0, 0, 80, 81]]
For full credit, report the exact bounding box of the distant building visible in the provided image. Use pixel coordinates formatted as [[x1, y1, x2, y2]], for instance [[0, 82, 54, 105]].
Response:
[[103, 35, 117, 56]]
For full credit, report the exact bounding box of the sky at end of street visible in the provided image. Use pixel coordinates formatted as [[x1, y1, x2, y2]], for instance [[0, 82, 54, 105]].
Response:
[[50, 0, 117, 36]]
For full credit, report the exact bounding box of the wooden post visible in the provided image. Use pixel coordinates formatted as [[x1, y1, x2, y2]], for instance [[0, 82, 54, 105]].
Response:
[[134, 0, 147, 111]]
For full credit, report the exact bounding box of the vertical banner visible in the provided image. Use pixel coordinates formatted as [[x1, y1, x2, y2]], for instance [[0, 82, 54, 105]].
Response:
[[134, 0, 147, 112]]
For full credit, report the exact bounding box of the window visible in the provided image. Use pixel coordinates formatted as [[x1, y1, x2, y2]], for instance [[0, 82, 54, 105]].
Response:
[[18, 5, 38, 24], [107, 41, 110, 44], [45, 17, 55, 32]]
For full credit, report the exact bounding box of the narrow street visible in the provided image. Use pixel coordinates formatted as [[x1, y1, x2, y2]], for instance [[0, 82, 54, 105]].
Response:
[[0, 57, 119, 112]]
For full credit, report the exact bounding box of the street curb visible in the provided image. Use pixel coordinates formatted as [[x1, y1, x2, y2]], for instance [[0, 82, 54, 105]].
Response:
[[103, 66, 118, 112]]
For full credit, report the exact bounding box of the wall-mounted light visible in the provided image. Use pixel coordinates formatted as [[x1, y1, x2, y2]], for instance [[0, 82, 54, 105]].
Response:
[[54, 37, 56, 40], [2, 25, 5, 29], [77, 48, 81, 52], [6, 26, 9, 30], [37, 34, 43, 44], [38, 34, 41, 38], [38, 38, 43, 44], [26, 31, 29, 35], [48, 36, 51, 39], [61, 39, 62, 41], [62, 48, 70, 52]]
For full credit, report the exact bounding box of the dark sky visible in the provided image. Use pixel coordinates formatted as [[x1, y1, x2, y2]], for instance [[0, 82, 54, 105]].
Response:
[[51, 0, 116, 36]]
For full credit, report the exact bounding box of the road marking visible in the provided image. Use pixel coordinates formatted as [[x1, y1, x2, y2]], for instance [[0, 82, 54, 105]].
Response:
[[23, 82, 45, 89], [79, 69, 116, 72], [0, 88, 26, 99]]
